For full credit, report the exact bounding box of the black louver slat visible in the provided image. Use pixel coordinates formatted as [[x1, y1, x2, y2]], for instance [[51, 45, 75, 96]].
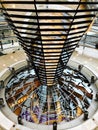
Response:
[[1, 1, 98, 4], [4, 8, 98, 12]]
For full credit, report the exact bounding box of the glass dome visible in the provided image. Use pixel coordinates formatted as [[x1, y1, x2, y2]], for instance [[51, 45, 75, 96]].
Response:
[[1, 0, 97, 125], [1, 0, 97, 87]]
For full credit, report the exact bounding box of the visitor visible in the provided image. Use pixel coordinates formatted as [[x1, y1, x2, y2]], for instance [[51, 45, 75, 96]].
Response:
[[83, 110, 88, 121], [12, 40, 14, 45], [53, 122, 57, 130], [0, 40, 3, 51], [78, 65, 83, 72], [0, 80, 4, 89], [95, 92, 98, 101], [88, 76, 96, 86], [0, 98, 5, 109], [17, 115, 23, 125]]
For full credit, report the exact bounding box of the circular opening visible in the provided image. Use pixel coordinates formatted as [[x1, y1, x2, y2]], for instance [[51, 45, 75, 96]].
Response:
[[5, 66, 93, 125]]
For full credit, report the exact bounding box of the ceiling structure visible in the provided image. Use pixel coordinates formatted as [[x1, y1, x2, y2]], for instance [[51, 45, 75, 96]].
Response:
[[0, 3, 98, 50], [0, 0, 98, 126], [1, 0, 98, 87]]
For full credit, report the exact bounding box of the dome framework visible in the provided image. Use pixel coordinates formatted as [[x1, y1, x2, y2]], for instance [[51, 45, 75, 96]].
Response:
[[1, 0, 98, 87], [1, 0, 98, 125]]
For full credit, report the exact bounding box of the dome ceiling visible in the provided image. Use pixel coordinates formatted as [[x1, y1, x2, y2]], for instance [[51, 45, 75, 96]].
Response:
[[1, 0, 98, 87], [0, 0, 98, 125]]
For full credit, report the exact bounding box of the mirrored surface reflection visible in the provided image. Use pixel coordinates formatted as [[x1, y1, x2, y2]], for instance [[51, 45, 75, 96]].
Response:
[[5, 66, 93, 125]]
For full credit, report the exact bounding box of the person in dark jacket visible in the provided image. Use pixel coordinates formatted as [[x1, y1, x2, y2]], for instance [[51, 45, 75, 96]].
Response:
[[18, 115, 23, 125]]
